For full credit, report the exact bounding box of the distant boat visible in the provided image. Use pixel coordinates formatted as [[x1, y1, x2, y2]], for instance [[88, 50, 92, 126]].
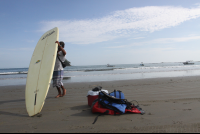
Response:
[[140, 62, 144, 66], [107, 64, 115, 67], [183, 60, 194, 65]]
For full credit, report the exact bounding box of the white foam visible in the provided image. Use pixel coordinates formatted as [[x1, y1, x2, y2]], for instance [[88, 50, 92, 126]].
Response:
[[0, 71, 28, 75]]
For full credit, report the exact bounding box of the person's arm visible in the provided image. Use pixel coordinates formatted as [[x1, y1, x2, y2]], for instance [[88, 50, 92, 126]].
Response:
[[55, 41, 66, 56]]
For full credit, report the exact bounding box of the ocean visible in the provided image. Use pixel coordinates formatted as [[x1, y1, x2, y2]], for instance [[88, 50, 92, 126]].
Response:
[[0, 62, 200, 86]]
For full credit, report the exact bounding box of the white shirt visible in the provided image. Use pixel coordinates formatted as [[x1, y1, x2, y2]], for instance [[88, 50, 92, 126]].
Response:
[[54, 51, 65, 71]]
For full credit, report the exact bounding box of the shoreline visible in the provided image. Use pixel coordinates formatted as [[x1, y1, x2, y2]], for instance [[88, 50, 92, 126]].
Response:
[[1, 75, 200, 132], [1, 72, 200, 87]]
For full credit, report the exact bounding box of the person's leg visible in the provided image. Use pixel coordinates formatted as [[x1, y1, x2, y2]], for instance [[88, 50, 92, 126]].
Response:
[[59, 70, 66, 97], [60, 85, 66, 97], [55, 86, 62, 98], [53, 71, 62, 98]]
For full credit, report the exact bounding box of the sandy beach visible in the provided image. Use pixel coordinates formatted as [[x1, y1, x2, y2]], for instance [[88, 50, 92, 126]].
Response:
[[1, 76, 200, 133]]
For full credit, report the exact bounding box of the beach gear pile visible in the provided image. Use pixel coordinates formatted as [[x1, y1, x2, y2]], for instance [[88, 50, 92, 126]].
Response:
[[87, 86, 145, 124]]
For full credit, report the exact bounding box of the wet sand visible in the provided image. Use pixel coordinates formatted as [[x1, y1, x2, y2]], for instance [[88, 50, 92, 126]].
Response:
[[1, 76, 200, 133]]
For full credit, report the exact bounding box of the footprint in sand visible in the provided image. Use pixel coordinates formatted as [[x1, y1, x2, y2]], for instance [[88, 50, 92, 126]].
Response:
[[142, 104, 151, 106], [82, 108, 90, 111], [183, 109, 192, 111]]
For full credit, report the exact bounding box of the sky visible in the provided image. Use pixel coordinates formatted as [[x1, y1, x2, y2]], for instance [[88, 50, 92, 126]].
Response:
[[0, 0, 200, 68]]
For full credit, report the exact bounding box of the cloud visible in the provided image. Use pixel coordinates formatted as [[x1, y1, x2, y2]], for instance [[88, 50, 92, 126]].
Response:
[[39, 5, 200, 44], [106, 35, 200, 48], [128, 37, 145, 40], [151, 36, 200, 43], [194, 3, 200, 7]]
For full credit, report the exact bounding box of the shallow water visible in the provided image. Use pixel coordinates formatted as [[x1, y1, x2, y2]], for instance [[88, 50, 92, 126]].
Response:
[[0, 62, 200, 86]]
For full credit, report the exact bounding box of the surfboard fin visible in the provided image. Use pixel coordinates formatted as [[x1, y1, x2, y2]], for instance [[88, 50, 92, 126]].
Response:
[[34, 94, 37, 105]]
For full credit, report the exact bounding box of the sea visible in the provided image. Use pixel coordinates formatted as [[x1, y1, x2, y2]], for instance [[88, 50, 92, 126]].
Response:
[[1, 62, 200, 86]]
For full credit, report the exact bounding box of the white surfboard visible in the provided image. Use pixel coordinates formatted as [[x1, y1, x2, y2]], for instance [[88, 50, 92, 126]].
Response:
[[25, 27, 59, 116]]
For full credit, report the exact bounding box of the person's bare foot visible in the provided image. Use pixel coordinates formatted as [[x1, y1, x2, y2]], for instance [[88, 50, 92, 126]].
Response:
[[55, 94, 62, 98], [61, 89, 66, 97]]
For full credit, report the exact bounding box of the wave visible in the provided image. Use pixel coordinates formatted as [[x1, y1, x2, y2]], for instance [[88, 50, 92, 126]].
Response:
[[64, 68, 124, 72], [65, 68, 200, 77], [0, 77, 26, 80], [84, 68, 114, 72], [1, 65, 200, 75], [114, 65, 200, 70], [0, 71, 28, 75], [0, 76, 71, 81], [1, 68, 200, 80]]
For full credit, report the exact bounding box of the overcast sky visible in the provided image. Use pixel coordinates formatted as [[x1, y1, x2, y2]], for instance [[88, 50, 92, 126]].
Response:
[[0, 0, 200, 68]]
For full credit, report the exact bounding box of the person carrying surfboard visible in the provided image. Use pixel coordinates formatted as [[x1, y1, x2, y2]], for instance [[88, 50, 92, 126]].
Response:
[[53, 41, 67, 98]]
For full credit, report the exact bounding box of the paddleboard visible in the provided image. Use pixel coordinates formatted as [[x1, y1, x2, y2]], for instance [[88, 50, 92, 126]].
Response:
[[25, 27, 59, 116]]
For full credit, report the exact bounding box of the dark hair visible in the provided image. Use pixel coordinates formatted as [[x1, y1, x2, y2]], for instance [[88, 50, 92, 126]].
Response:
[[59, 41, 65, 48]]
